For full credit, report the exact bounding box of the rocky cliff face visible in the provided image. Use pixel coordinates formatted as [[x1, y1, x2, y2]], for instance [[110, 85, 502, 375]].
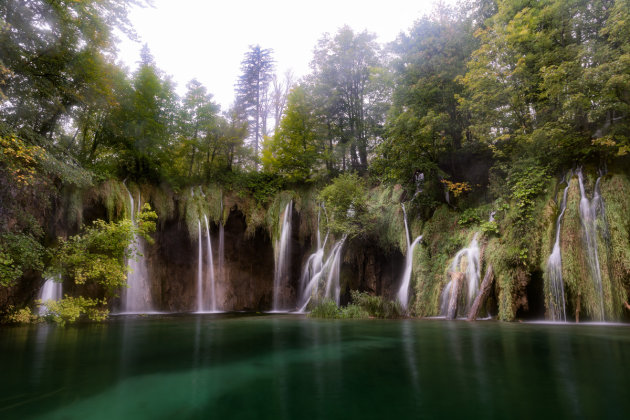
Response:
[[140, 203, 313, 312]]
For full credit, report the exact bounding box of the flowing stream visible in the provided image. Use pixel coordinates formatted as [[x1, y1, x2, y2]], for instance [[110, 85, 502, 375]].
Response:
[[397, 203, 422, 311], [440, 233, 481, 317], [298, 236, 347, 312], [576, 169, 606, 321], [37, 276, 62, 315], [121, 185, 153, 313], [546, 172, 571, 321], [204, 215, 217, 312], [272, 201, 293, 311]]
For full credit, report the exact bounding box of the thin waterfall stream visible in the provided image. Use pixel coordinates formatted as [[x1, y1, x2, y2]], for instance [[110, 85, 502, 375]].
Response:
[[577, 169, 607, 321], [272, 201, 293, 311], [440, 233, 481, 318], [197, 220, 203, 312], [121, 185, 153, 313], [545, 172, 571, 321], [38, 276, 62, 315], [397, 203, 422, 311], [204, 215, 217, 312]]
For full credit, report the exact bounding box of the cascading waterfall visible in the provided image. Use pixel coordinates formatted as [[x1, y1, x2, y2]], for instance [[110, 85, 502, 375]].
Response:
[[298, 235, 347, 312], [298, 208, 328, 306], [577, 169, 606, 321], [397, 203, 423, 311], [272, 201, 293, 311], [196, 220, 203, 312], [38, 276, 62, 315], [440, 233, 481, 317], [121, 186, 153, 313], [204, 215, 217, 311], [545, 172, 571, 321]]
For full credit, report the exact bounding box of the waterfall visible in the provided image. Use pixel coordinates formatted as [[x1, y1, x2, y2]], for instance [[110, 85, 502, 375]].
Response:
[[577, 169, 606, 321], [38, 276, 62, 315], [204, 215, 217, 312], [440, 233, 481, 317], [218, 219, 225, 292], [121, 186, 153, 313], [272, 201, 293, 311], [545, 173, 571, 321], [298, 236, 347, 312], [298, 208, 328, 305], [196, 220, 203, 312], [397, 203, 423, 311]]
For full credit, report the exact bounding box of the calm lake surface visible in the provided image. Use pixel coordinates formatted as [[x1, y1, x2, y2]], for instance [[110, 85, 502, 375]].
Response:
[[1, 314, 629, 419]]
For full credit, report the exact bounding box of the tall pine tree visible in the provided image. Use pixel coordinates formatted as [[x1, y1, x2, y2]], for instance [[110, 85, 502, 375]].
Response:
[[235, 45, 275, 167]]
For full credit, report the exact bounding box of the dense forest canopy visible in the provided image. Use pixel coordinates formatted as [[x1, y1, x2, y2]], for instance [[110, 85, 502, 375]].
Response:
[[1, 0, 629, 320]]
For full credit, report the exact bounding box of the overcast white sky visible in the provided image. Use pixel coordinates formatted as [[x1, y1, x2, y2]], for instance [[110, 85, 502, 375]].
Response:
[[117, 0, 455, 110]]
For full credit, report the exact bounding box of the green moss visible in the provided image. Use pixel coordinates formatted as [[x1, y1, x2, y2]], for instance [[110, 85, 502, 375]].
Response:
[[146, 184, 175, 226], [369, 184, 408, 253], [600, 174, 630, 316], [89, 180, 127, 221], [412, 205, 470, 317], [264, 190, 295, 243], [540, 176, 569, 319], [65, 187, 84, 230]]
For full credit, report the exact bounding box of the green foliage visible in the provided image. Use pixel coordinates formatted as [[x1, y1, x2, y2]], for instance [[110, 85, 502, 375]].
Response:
[[508, 165, 551, 224], [243, 172, 284, 204], [458, 207, 483, 226], [318, 173, 371, 237], [41, 296, 108, 325], [368, 185, 408, 252], [373, 8, 475, 197], [308, 299, 341, 318], [339, 304, 370, 319], [3, 306, 39, 324], [47, 205, 157, 294], [308, 292, 402, 319], [262, 87, 322, 182], [600, 174, 630, 312], [0, 233, 45, 287], [412, 205, 470, 316], [350, 291, 403, 318]]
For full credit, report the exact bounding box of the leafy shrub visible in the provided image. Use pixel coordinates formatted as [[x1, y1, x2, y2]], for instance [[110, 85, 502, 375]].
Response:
[[47, 204, 157, 294], [319, 173, 371, 237], [350, 290, 404, 318], [458, 207, 482, 226], [0, 233, 46, 287], [41, 296, 108, 325], [340, 304, 369, 319], [308, 299, 341, 318], [3, 306, 39, 324]]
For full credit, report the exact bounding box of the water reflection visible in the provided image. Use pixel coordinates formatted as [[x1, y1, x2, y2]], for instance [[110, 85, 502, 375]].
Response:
[[1, 316, 629, 419]]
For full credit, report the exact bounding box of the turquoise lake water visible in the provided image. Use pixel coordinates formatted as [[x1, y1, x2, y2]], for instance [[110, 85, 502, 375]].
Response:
[[1, 314, 629, 419]]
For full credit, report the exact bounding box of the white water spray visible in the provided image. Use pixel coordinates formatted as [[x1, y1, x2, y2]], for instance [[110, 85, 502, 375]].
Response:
[[397, 203, 422, 311], [38, 276, 62, 315], [121, 186, 153, 313], [197, 220, 203, 312], [204, 215, 217, 311], [545, 172, 571, 321], [273, 201, 293, 311], [440, 233, 481, 317], [577, 169, 606, 321], [298, 235, 347, 312]]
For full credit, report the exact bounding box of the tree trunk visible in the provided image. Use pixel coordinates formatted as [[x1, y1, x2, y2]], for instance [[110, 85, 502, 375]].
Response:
[[446, 272, 464, 320], [467, 264, 494, 321]]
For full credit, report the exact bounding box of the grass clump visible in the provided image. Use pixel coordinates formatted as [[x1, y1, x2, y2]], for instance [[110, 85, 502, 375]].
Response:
[[308, 291, 402, 319]]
